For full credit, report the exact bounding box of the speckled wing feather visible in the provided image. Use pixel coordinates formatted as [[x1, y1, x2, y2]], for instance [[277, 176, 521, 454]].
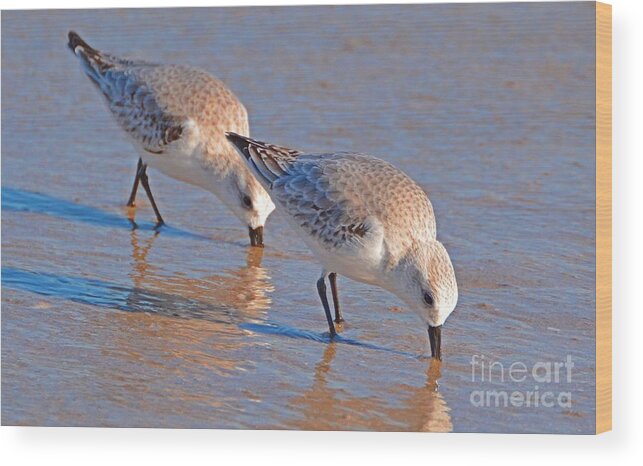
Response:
[[226, 133, 437, 253], [276, 153, 438, 254], [100, 68, 187, 155], [69, 31, 186, 155], [225, 133, 303, 182]]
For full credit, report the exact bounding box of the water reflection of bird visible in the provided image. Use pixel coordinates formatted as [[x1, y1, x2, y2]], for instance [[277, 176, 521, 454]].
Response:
[[67, 31, 274, 246], [287, 344, 452, 432], [96, 230, 276, 379], [127, 230, 273, 320]]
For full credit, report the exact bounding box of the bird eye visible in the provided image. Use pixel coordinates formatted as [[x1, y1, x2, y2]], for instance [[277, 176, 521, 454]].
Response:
[[242, 195, 252, 209], [423, 291, 434, 306]]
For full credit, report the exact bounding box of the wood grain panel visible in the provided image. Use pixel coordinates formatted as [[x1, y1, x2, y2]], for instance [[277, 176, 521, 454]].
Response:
[[595, 1, 612, 434]]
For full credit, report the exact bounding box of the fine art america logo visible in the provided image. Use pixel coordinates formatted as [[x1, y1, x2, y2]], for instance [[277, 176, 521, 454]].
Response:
[[470, 355, 574, 409]]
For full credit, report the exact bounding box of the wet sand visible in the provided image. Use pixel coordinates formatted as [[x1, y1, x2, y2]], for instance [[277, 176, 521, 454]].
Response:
[[2, 4, 596, 432]]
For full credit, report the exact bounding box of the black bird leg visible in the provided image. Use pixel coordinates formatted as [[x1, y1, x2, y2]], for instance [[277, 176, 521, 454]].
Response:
[[317, 275, 337, 338], [328, 272, 344, 323], [138, 162, 165, 227], [127, 158, 143, 207]]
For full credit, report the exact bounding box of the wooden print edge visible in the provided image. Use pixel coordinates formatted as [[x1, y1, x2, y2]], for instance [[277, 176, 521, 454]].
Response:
[[595, 1, 612, 435]]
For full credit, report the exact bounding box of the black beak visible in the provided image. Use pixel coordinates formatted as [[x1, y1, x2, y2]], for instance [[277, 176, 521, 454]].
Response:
[[428, 325, 442, 360], [249, 226, 264, 248]]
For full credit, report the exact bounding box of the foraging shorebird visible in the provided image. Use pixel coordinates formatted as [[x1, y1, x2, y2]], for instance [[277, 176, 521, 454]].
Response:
[[67, 31, 274, 246], [226, 133, 458, 358]]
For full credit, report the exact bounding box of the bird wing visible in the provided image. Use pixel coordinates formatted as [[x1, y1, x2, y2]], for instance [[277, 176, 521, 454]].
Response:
[[225, 132, 303, 184], [225, 133, 380, 249], [225, 133, 436, 254], [69, 31, 189, 155], [273, 155, 378, 250]]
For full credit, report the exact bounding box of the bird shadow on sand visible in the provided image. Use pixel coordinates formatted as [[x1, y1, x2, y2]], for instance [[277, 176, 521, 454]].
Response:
[[2, 266, 238, 325], [1, 186, 214, 243], [2, 265, 417, 360], [239, 322, 419, 359]]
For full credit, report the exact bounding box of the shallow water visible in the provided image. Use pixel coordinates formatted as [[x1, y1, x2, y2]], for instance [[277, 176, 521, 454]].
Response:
[[2, 3, 596, 433]]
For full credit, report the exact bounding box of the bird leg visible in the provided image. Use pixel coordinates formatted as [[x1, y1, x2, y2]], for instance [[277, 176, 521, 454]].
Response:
[[138, 163, 165, 227], [328, 272, 344, 323], [316, 275, 337, 338], [126, 158, 143, 207]]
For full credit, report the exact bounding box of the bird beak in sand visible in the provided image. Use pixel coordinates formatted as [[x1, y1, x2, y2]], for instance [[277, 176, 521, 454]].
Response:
[[249, 226, 264, 248], [428, 325, 442, 360]]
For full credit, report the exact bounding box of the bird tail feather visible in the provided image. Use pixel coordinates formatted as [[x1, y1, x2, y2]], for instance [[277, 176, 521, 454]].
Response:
[[225, 132, 302, 188], [67, 31, 118, 95]]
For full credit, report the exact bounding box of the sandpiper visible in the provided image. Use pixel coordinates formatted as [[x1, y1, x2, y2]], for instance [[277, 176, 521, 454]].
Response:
[[226, 133, 458, 358], [68, 31, 274, 246]]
